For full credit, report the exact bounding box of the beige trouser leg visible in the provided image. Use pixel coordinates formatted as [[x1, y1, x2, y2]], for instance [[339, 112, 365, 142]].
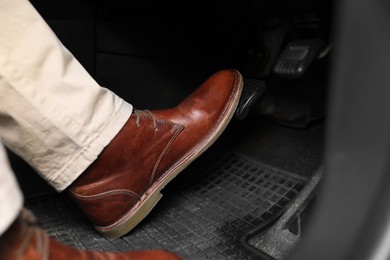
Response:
[[0, 144, 23, 236], [0, 0, 133, 234]]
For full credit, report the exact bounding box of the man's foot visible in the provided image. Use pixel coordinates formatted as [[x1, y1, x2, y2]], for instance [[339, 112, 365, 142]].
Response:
[[68, 70, 244, 238], [0, 208, 181, 260]]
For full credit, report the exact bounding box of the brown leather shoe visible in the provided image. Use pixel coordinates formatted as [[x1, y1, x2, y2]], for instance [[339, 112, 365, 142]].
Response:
[[0, 209, 181, 260], [68, 70, 244, 238]]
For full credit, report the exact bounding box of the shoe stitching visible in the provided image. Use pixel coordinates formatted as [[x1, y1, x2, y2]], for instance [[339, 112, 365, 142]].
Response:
[[149, 123, 184, 186], [69, 189, 141, 201]]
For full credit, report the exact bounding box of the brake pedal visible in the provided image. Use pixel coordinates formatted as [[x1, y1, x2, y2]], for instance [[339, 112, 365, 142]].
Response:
[[273, 39, 324, 78]]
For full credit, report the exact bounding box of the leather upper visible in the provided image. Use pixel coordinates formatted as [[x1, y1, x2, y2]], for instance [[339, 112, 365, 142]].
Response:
[[68, 70, 242, 228]]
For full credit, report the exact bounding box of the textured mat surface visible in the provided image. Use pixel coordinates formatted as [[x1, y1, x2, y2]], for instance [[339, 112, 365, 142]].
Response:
[[26, 153, 308, 259]]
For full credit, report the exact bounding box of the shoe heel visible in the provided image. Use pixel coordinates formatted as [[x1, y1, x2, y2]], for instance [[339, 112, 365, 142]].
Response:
[[98, 191, 163, 238]]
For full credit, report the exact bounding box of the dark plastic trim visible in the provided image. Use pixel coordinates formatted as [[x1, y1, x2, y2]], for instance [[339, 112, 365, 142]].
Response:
[[289, 0, 390, 259]]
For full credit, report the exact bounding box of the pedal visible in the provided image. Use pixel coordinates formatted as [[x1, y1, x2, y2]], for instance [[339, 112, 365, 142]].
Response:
[[235, 79, 267, 120], [273, 39, 324, 78]]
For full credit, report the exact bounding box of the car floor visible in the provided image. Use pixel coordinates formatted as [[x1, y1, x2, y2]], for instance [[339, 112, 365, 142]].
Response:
[[25, 113, 324, 259]]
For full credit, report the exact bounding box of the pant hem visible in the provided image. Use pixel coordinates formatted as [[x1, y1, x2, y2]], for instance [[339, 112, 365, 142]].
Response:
[[50, 101, 132, 192]]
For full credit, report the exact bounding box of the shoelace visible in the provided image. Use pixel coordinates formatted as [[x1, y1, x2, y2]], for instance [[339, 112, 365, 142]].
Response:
[[134, 110, 158, 130], [16, 209, 49, 260]]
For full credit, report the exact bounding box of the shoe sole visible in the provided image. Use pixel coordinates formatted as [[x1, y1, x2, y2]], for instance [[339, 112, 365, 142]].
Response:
[[97, 71, 244, 238]]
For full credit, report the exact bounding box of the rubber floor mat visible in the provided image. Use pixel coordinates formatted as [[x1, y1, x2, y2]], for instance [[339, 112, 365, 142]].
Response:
[[25, 153, 308, 259]]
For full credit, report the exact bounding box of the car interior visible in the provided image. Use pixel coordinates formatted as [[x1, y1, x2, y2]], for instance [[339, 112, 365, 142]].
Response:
[[8, 0, 390, 259]]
